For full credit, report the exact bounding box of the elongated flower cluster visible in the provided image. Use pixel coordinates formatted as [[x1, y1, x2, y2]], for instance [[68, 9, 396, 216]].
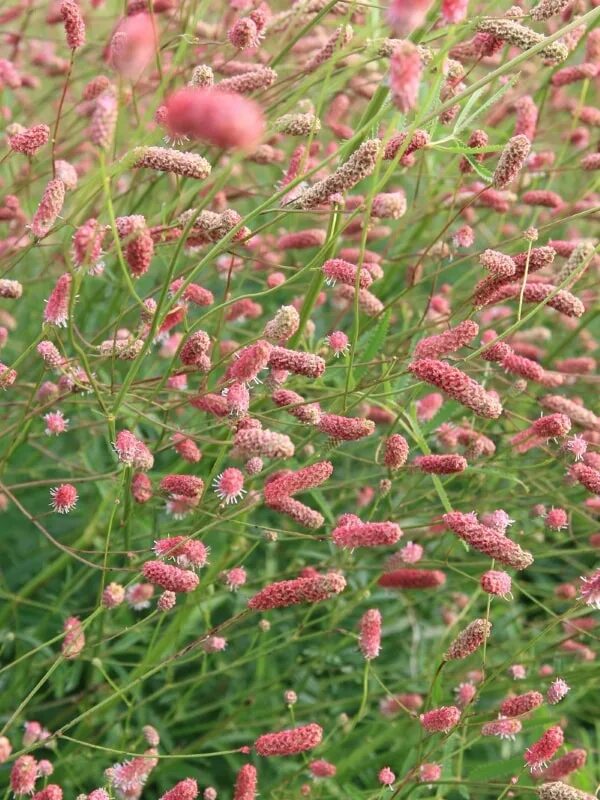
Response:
[[409, 359, 503, 419], [420, 706, 461, 733], [131, 147, 212, 180], [142, 561, 199, 593], [378, 568, 446, 589], [332, 518, 401, 549], [248, 572, 346, 611], [444, 512, 534, 570], [358, 608, 382, 660], [254, 723, 323, 756], [444, 619, 492, 660], [414, 320, 478, 360]]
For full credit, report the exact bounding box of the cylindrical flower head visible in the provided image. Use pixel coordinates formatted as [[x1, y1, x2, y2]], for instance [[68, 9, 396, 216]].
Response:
[[268, 347, 325, 379], [322, 258, 372, 289], [541, 749, 586, 781], [481, 570, 512, 598], [318, 413, 375, 440], [8, 124, 50, 156], [160, 779, 198, 800], [333, 520, 402, 548], [131, 147, 212, 180], [413, 454, 467, 474], [248, 572, 346, 611], [264, 461, 333, 499], [359, 608, 382, 659], [11, 756, 38, 795], [481, 717, 522, 739], [233, 765, 257, 800], [390, 40, 422, 113], [264, 306, 300, 344], [546, 678, 570, 705], [444, 619, 491, 660], [228, 340, 272, 384], [91, 89, 117, 150], [378, 568, 446, 589], [272, 389, 322, 425], [159, 475, 204, 498], [383, 434, 409, 470], [525, 726, 564, 773], [233, 428, 295, 459], [142, 561, 199, 593], [530, 0, 570, 20], [493, 135, 531, 189], [309, 759, 336, 778], [153, 537, 208, 569], [444, 512, 534, 570], [538, 783, 597, 800], [410, 359, 502, 419], [414, 320, 479, 359], [420, 706, 461, 733], [479, 249, 516, 278], [60, 0, 85, 48], [32, 179, 65, 238], [62, 615, 84, 658], [254, 723, 323, 756], [114, 430, 154, 471], [165, 87, 265, 151], [499, 690, 544, 717]]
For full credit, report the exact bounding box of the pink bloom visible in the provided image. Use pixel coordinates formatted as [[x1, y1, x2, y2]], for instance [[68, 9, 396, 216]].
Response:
[[409, 359, 502, 419], [8, 124, 50, 156], [160, 474, 204, 498], [202, 635, 227, 653], [359, 608, 382, 660], [454, 682, 476, 709], [102, 582, 125, 609], [414, 320, 478, 360], [525, 726, 564, 773], [255, 723, 323, 756], [413, 454, 467, 475], [60, 0, 85, 49], [44, 273, 71, 327], [165, 88, 265, 151], [541, 749, 587, 781], [387, 0, 433, 35], [481, 717, 522, 740], [172, 434, 202, 463], [499, 691, 544, 717], [0, 736, 12, 763], [580, 568, 600, 609], [125, 583, 154, 610], [223, 566, 247, 591], [62, 615, 84, 658], [158, 591, 176, 611], [154, 537, 208, 569], [268, 346, 325, 379], [442, 0, 468, 23], [309, 760, 337, 778], [420, 706, 461, 733], [32, 179, 65, 238], [416, 392, 443, 421], [389, 40, 422, 113], [547, 678, 570, 705], [318, 413, 374, 441], [444, 619, 491, 660], [333, 520, 402, 549], [545, 507, 568, 531], [248, 572, 346, 611], [44, 410, 68, 435], [233, 427, 294, 460], [227, 340, 272, 384], [508, 664, 526, 680], [114, 430, 154, 471], [378, 568, 446, 589], [72, 218, 105, 272], [383, 434, 409, 470], [50, 483, 78, 513], [378, 767, 395, 786], [233, 765, 257, 800], [419, 763, 442, 783], [213, 468, 246, 504], [142, 561, 199, 593], [132, 473, 153, 503], [444, 512, 533, 570], [109, 13, 157, 80], [10, 755, 38, 795], [481, 570, 512, 598], [160, 779, 198, 800]]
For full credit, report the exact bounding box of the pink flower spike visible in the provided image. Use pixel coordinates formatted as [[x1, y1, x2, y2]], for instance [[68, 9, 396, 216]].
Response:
[[547, 678, 570, 705], [579, 568, 600, 609], [44, 273, 72, 327], [213, 468, 246, 504], [254, 723, 323, 756], [525, 726, 564, 773], [359, 608, 382, 660], [31, 179, 65, 238], [420, 706, 461, 733], [378, 767, 395, 787], [50, 483, 78, 513], [233, 765, 257, 800], [160, 779, 198, 800]]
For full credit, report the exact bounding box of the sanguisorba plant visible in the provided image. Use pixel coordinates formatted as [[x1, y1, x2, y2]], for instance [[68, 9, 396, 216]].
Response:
[[0, 0, 599, 798]]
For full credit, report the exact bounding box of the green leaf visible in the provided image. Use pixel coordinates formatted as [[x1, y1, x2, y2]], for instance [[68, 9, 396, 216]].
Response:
[[469, 755, 524, 781], [353, 308, 391, 387]]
